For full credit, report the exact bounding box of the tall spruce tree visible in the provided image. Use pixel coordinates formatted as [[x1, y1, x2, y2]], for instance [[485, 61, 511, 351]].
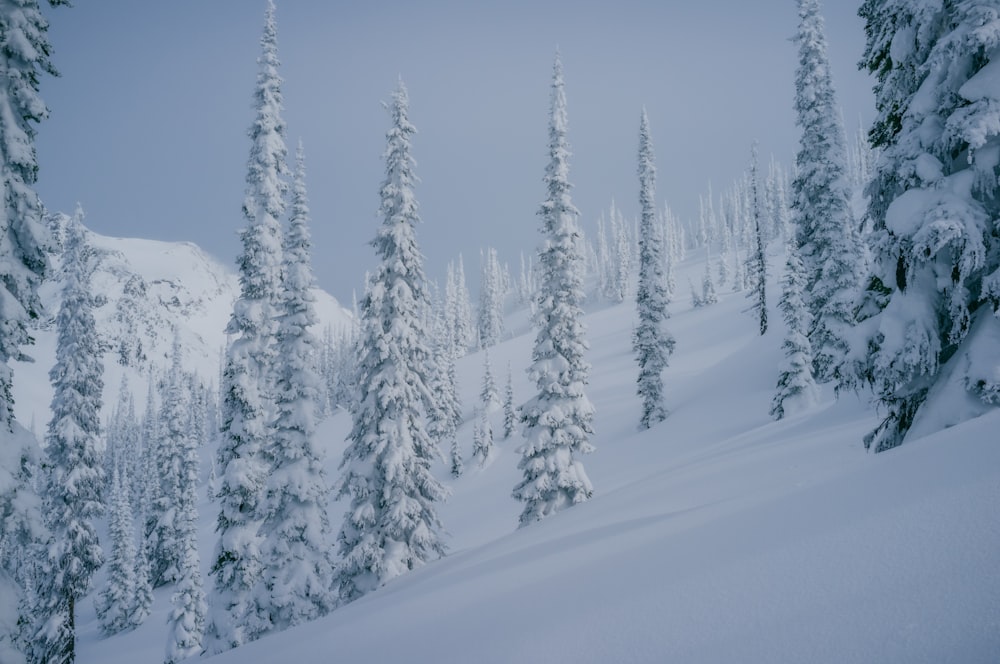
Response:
[[792, 0, 860, 382], [335, 80, 447, 604], [149, 338, 190, 589], [0, 4, 67, 661], [634, 108, 675, 429], [164, 336, 206, 662], [850, 1, 1000, 451], [260, 141, 335, 629], [207, 0, 287, 651], [34, 212, 105, 664], [746, 142, 768, 335], [513, 54, 595, 526]]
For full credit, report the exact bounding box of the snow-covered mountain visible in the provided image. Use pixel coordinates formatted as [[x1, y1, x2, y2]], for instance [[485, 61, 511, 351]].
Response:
[[10, 213, 353, 428]]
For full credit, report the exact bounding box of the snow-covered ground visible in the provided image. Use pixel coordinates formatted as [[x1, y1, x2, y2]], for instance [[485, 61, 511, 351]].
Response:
[[68, 248, 999, 663]]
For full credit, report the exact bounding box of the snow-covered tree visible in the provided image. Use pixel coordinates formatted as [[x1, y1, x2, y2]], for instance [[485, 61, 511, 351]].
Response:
[[149, 339, 190, 589], [164, 340, 206, 662], [633, 109, 676, 429], [34, 212, 105, 664], [472, 406, 493, 467], [792, 0, 860, 381], [746, 142, 768, 335], [335, 80, 448, 604], [260, 141, 335, 630], [0, 4, 66, 659], [611, 201, 631, 302], [849, 0, 1000, 451], [771, 239, 818, 419], [502, 362, 516, 440], [513, 54, 595, 526], [478, 247, 506, 348], [207, 0, 287, 651], [480, 349, 500, 410], [700, 256, 719, 307], [94, 463, 141, 634], [446, 255, 475, 356]]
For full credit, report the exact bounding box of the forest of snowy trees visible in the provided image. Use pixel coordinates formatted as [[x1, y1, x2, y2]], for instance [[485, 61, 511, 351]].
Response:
[[0, 0, 997, 662]]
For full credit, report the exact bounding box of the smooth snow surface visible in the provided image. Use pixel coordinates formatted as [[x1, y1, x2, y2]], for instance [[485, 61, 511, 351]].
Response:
[[68, 249, 999, 664]]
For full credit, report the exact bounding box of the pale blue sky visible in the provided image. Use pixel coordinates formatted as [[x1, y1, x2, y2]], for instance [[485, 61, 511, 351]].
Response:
[[35, 1, 873, 305]]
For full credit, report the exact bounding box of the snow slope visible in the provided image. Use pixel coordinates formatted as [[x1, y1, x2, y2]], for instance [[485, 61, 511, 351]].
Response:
[[71, 248, 999, 663]]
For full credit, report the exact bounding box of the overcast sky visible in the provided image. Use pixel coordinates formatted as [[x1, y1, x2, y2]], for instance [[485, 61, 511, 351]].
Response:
[[35, 0, 874, 305]]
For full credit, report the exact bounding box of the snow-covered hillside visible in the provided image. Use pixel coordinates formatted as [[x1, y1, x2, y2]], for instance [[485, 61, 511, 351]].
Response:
[[10, 214, 353, 428], [70, 247, 1000, 664]]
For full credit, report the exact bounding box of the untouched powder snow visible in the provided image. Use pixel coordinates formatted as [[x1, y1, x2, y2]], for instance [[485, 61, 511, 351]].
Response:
[[70, 248, 999, 664]]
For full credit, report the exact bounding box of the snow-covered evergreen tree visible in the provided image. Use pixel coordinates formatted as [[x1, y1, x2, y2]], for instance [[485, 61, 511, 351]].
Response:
[[481, 349, 500, 410], [746, 142, 768, 335], [771, 239, 818, 419], [503, 362, 516, 440], [611, 201, 631, 302], [472, 406, 493, 467], [260, 140, 335, 630], [849, 0, 1000, 451], [700, 256, 719, 307], [513, 54, 595, 526], [149, 338, 189, 589], [207, 0, 287, 651], [0, 4, 66, 659], [335, 79, 447, 604], [94, 463, 140, 634], [478, 247, 506, 348], [34, 212, 105, 664], [448, 255, 475, 355], [164, 340, 206, 662], [792, 0, 860, 382], [633, 109, 675, 429]]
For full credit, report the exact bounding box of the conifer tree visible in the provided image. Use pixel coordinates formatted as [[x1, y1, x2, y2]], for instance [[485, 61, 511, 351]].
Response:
[[94, 463, 139, 635], [336, 80, 447, 604], [260, 141, 335, 629], [150, 338, 190, 589], [207, 0, 287, 651], [478, 247, 506, 348], [513, 54, 595, 526], [701, 257, 719, 307], [850, 0, 1000, 451], [0, 4, 67, 660], [164, 339, 206, 662], [472, 406, 493, 467], [502, 363, 516, 440], [34, 212, 104, 664], [634, 109, 675, 428], [771, 239, 818, 419], [792, 0, 860, 381], [746, 142, 768, 335], [481, 349, 499, 410]]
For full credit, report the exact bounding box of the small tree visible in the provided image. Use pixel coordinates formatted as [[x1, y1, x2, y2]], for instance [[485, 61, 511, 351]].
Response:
[[771, 240, 818, 419], [502, 363, 516, 440], [94, 464, 140, 634], [472, 407, 493, 467]]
